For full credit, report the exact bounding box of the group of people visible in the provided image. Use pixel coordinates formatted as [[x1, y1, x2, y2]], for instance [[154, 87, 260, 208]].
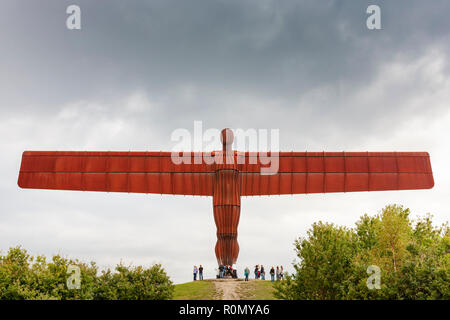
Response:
[[194, 264, 284, 281], [218, 265, 235, 278], [244, 265, 284, 282], [193, 265, 204, 281]]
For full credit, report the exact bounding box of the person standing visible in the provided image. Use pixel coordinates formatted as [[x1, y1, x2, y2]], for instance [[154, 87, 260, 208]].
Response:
[[244, 266, 250, 281], [193, 265, 198, 281], [219, 265, 224, 278], [270, 266, 275, 282], [276, 266, 280, 281], [199, 265, 204, 280], [280, 266, 284, 280], [260, 265, 265, 280], [254, 265, 259, 280]]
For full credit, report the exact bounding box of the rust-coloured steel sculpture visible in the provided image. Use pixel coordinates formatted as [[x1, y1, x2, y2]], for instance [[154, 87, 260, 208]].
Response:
[[17, 128, 434, 266]]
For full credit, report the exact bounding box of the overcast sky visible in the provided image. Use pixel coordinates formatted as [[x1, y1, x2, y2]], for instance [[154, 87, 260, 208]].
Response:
[[1, 0, 449, 284]]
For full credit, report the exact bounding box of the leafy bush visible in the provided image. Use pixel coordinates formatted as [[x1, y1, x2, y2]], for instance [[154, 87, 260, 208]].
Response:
[[275, 205, 449, 300], [94, 264, 174, 300], [0, 248, 174, 300]]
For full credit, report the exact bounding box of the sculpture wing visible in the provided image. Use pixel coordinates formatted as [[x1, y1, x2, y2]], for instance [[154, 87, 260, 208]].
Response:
[[239, 152, 434, 196], [18, 151, 215, 195]]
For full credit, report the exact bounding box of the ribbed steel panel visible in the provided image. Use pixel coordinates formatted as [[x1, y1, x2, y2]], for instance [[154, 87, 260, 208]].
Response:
[[240, 151, 434, 195], [18, 151, 215, 196], [212, 153, 241, 265]]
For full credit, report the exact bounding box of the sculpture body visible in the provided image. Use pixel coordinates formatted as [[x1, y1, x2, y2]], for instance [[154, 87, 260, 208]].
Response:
[[17, 129, 434, 266]]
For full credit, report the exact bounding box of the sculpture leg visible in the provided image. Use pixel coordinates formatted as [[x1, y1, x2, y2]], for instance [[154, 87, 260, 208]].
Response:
[[213, 205, 240, 266], [213, 168, 240, 266]]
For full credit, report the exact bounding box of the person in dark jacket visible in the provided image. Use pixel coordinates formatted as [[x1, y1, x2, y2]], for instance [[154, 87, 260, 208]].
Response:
[[199, 265, 204, 280], [270, 266, 275, 282]]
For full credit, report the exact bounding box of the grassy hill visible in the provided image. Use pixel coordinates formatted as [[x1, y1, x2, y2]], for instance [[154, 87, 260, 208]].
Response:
[[173, 279, 279, 300], [173, 280, 217, 300], [235, 280, 279, 300]]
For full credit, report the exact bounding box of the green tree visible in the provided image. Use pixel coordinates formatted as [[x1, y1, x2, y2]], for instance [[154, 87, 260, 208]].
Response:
[[275, 205, 450, 300], [275, 222, 356, 299]]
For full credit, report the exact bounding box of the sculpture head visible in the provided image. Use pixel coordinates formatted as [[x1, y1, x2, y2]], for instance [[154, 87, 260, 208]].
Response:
[[220, 128, 234, 152]]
